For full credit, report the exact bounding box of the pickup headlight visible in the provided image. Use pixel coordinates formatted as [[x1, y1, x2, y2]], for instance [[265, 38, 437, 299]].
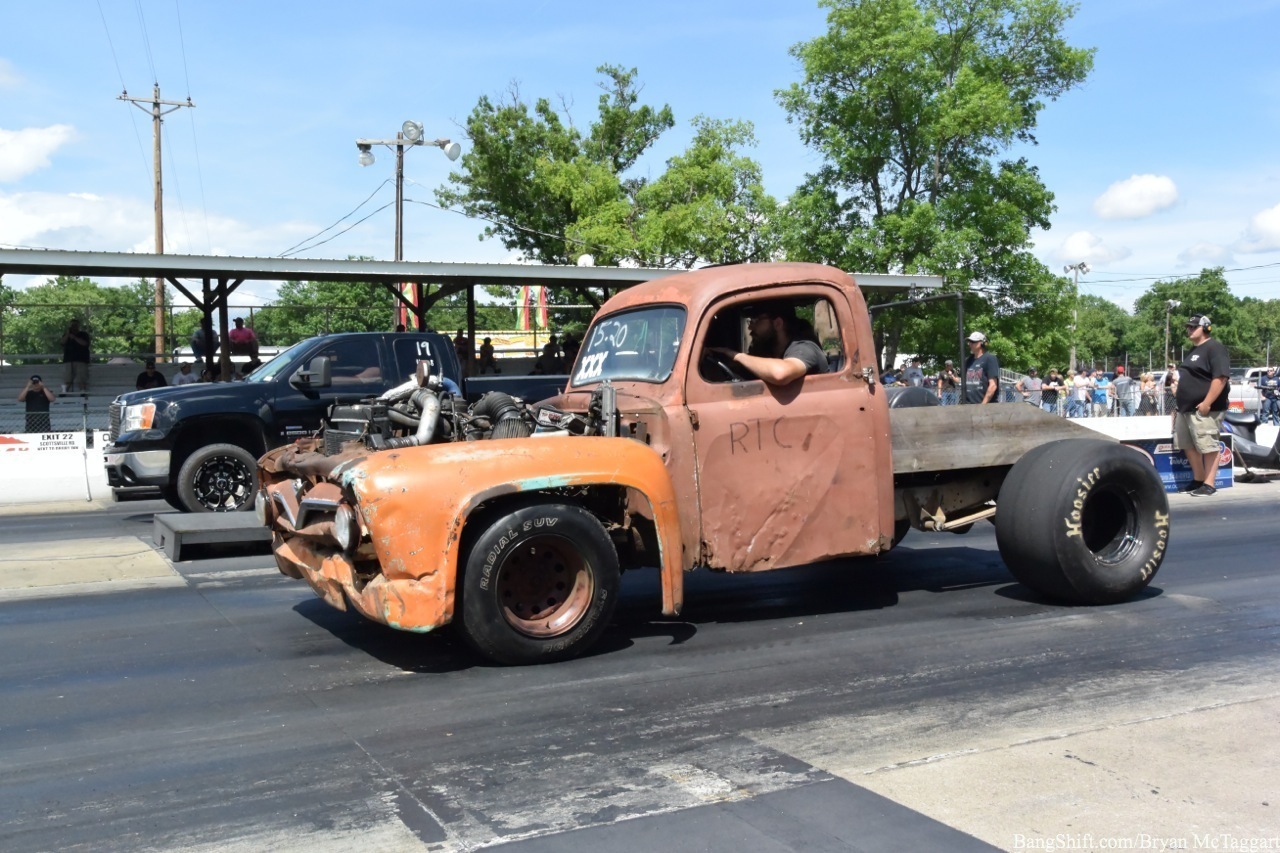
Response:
[[122, 403, 157, 432]]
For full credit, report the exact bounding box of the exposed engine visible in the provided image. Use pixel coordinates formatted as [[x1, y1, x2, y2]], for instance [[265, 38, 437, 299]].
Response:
[[315, 364, 618, 456]]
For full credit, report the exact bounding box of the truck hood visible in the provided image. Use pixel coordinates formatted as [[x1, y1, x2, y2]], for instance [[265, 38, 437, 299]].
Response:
[[114, 381, 267, 408]]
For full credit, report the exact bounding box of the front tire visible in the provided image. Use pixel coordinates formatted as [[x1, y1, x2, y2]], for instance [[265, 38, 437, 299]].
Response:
[[176, 443, 258, 513], [996, 439, 1169, 604], [459, 502, 620, 665]]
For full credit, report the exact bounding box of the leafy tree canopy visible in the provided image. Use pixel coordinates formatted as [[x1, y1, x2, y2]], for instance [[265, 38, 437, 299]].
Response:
[[775, 0, 1094, 368]]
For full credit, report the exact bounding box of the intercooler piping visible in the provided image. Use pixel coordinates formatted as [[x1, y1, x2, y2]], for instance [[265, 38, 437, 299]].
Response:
[[384, 390, 442, 448]]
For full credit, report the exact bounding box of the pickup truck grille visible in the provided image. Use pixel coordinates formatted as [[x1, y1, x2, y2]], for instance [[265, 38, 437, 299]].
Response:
[[108, 402, 122, 442]]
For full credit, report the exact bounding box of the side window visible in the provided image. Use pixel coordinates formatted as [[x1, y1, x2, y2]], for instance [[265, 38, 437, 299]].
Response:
[[697, 296, 844, 383], [317, 338, 383, 385], [392, 337, 439, 383]]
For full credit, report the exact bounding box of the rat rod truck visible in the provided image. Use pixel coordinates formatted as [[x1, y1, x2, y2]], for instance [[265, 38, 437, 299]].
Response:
[[258, 262, 1170, 665]]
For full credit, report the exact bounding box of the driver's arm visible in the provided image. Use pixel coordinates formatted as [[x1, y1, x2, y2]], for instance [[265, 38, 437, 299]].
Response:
[[728, 352, 808, 386]]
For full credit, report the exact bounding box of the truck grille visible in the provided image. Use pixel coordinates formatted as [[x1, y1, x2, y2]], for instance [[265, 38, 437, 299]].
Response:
[[108, 402, 122, 442]]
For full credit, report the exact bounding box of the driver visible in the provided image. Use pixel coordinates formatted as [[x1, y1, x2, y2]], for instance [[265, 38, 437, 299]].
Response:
[[709, 305, 827, 386]]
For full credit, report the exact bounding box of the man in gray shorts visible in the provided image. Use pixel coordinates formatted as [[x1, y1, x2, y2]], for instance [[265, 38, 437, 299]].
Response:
[[1172, 313, 1230, 496]]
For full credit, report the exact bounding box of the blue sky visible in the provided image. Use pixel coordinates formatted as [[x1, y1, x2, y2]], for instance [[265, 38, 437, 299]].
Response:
[[3, 0, 1279, 310]]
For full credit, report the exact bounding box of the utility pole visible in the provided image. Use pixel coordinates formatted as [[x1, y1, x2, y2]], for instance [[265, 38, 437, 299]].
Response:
[[1063, 262, 1090, 373], [119, 84, 195, 357]]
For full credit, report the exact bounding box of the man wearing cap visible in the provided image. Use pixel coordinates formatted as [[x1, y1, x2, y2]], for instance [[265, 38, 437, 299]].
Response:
[[228, 317, 259, 360], [1015, 367, 1043, 407], [708, 304, 827, 386], [1174, 314, 1230, 497], [963, 331, 1000, 404], [902, 357, 925, 387], [937, 359, 960, 404], [1112, 365, 1137, 417], [17, 375, 56, 433], [135, 358, 168, 391], [1258, 366, 1279, 426]]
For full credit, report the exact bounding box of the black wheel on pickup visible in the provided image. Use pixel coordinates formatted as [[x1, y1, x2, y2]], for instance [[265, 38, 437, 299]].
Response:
[[176, 443, 258, 513], [995, 438, 1169, 604], [458, 501, 620, 665]]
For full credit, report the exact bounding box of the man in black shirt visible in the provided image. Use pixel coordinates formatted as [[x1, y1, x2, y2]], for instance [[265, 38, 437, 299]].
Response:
[[135, 358, 168, 391], [1173, 314, 1230, 496], [60, 319, 91, 393], [17, 375, 56, 433], [963, 331, 1000, 404]]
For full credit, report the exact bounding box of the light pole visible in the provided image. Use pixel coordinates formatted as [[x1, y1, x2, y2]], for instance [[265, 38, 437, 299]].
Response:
[[1164, 299, 1181, 375], [356, 121, 462, 327], [1063, 262, 1090, 372]]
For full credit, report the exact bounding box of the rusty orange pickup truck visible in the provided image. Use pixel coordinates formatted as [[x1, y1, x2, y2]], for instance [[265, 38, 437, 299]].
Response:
[[258, 263, 1170, 664]]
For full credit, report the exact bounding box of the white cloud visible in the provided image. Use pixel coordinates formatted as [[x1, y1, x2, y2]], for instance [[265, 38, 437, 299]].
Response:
[[1093, 174, 1179, 220], [0, 58, 18, 89], [0, 125, 76, 182], [1236, 202, 1280, 253], [1055, 230, 1132, 265], [1177, 241, 1235, 268]]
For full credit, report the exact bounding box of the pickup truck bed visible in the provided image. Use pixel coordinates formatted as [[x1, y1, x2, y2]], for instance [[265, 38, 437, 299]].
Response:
[[889, 403, 1107, 475]]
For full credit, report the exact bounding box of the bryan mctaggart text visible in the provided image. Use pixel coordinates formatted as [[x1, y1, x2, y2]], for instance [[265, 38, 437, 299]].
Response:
[[1012, 832, 1280, 851]]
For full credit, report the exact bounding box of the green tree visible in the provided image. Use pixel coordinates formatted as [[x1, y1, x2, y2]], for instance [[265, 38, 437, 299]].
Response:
[[251, 278, 397, 345], [437, 66, 779, 305], [1, 276, 160, 361], [1073, 293, 1132, 369], [1127, 268, 1241, 368], [775, 0, 1093, 369]]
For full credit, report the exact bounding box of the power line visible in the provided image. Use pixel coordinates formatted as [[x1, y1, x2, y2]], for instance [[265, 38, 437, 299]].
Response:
[[281, 202, 396, 258], [132, 0, 157, 83], [277, 180, 394, 257], [173, 0, 212, 253]]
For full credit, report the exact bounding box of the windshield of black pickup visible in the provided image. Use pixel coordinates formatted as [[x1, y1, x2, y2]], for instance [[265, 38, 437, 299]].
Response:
[[571, 305, 686, 387]]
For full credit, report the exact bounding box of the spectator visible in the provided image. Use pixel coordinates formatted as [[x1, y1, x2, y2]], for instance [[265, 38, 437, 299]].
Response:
[[937, 359, 960, 405], [1092, 370, 1112, 417], [532, 335, 563, 375], [1015, 367, 1043, 406], [454, 330, 472, 377], [228, 317, 259, 359], [60, 319, 91, 393], [1138, 372, 1159, 416], [17, 375, 56, 433], [136, 358, 167, 391], [1042, 368, 1064, 415], [1067, 369, 1087, 417], [477, 337, 501, 374], [1112, 365, 1137, 417], [1173, 314, 1230, 497], [1259, 366, 1279, 426], [191, 323, 219, 359], [903, 357, 925, 387], [963, 331, 999, 404], [1162, 362, 1179, 414], [394, 323, 406, 333], [173, 362, 199, 386], [562, 335, 581, 369]]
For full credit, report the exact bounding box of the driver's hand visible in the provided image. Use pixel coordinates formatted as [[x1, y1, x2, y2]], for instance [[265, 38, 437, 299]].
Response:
[[706, 347, 737, 360]]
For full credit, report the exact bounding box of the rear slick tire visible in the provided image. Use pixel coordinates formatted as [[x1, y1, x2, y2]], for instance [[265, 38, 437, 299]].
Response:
[[458, 502, 620, 665], [995, 439, 1169, 604]]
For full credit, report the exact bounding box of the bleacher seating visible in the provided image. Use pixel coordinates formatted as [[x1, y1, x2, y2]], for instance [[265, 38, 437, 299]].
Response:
[[0, 362, 159, 433]]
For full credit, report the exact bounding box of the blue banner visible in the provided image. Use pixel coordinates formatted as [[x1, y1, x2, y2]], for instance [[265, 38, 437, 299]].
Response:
[[1124, 438, 1233, 492]]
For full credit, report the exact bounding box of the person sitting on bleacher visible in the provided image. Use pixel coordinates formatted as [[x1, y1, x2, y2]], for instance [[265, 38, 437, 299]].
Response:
[[136, 358, 168, 391]]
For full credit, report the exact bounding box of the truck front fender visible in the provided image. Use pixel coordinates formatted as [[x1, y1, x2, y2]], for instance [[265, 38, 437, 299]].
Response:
[[342, 436, 684, 629]]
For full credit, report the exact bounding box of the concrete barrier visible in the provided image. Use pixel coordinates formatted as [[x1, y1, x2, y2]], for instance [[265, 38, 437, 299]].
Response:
[[0, 430, 110, 504]]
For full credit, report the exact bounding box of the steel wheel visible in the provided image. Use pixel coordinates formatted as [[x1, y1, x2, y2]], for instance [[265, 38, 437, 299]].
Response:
[[496, 536, 595, 637]]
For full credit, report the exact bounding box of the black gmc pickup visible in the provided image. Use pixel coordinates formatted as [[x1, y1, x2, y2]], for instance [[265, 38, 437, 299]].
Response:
[[104, 332, 565, 512]]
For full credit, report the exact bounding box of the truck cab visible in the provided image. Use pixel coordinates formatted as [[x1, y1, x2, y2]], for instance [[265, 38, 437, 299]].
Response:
[[106, 333, 454, 512]]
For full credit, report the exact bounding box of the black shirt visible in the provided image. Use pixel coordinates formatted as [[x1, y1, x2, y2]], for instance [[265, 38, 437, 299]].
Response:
[[63, 331, 90, 362], [964, 352, 1000, 403], [1175, 337, 1230, 413], [136, 370, 168, 391], [23, 390, 51, 413]]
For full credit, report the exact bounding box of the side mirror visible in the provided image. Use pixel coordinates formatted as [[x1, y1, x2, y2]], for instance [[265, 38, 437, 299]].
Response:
[[290, 356, 332, 390]]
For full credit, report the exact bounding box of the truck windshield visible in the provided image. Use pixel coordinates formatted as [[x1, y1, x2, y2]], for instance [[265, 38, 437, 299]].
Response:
[[571, 305, 686, 387], [244, 340, 314, 383]]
